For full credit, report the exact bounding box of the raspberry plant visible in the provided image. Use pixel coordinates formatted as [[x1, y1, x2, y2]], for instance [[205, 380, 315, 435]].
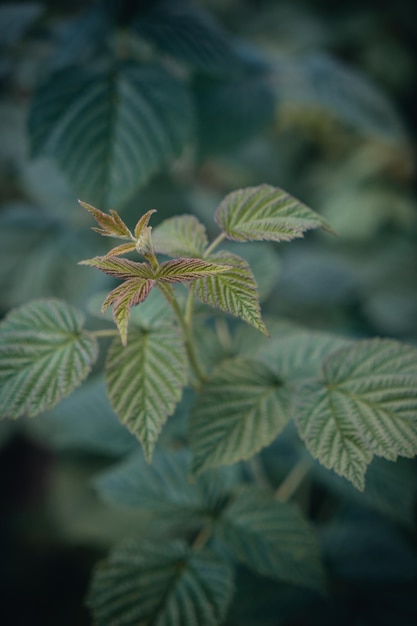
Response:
[[1, 184, 417, 625]]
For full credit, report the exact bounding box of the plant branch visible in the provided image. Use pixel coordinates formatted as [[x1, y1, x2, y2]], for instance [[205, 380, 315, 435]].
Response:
[[192, 523, 212, 550], [204, 232, 226, 258], [275, 457, 312, 502]]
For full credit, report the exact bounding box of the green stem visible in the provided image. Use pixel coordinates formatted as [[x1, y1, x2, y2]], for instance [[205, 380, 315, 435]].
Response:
[[158, 283, 207, 386], [184, 288, 195, 327], [204, 232, 226, 258], [89, 329, 119, 338], [275, 457, 312, 502], [192, 523, 212, 550]]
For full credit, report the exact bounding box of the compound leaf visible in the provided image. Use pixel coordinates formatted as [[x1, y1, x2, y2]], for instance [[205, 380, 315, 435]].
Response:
[[0, 299, 98, 418], [28, 61, 193, 208], [156, 258, 230, 283], [106, 326, 188, 462], [295, 339, 417, 490], [79, 201, 132, 239], [216, 488, 324, 592], [87, 540, 234, 626], [190, 358, 290, 474], [153, 215, 208, 258], [193, 251, 268, 335], [215, 184, 331, 243]]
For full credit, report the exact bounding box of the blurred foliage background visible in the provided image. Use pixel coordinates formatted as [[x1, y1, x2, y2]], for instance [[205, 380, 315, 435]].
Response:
[[1, 0, 417, 624]]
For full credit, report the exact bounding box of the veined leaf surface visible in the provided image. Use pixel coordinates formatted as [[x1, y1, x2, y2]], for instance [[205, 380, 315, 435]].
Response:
[[190, 357, 290, 474], [295, 339, 417, 490], [215, 184, 330, 242], [153, 215, 208, 257], [106, 327, 188, 462], [0, 299, 98, 418], [28, 61, 193, 208], [216, 488, 324, 592], [87, 540, 234, 626], [156, 258, 230, 283], [193, 251, 268, 335]]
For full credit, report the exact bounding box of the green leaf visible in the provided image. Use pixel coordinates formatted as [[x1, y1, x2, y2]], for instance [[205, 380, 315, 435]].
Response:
[[79, 201, 133, 239], [224, 242, 281, 302], [106, 326, 188, 462], [0, 3, 43, 48], [193, 251, 268, 335], [156, 258, 230, 283], [190, 358, 290, 475], [216, 488, 324, 592], [79, 255, 153, 279], [102, 278, 154, 346], [33, 377, 138, 457], [295, 339, 417, 490], [133, 0, 238, 75], [215, 184, 331, 243], [153, 215, 208, 258], [28, 61, 193, 208], [0, 299, 98, 418], [87, 540, 234, 626]]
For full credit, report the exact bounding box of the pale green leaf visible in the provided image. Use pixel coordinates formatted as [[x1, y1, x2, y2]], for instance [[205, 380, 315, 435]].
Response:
[[106, 327, 188, 462], [295, 339, 417, 490], [215, 184, 331, 242], [193, 251, 268, 335], [156, 258, 230, 283], [216, 488, 324, 592], [87, 540, 234, 626], [190, 358, 290, 474], [28, 61, 193, 208], [153, 215, 208, 258], [0, 299, 98, 418], [102, 278, 154, 346], [79, 255, 153, 279]]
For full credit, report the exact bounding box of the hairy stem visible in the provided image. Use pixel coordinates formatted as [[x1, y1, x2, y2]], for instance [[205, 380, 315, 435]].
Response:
[[158, 283, 207, 385], [275, 457, 312, 502], [204, 232, 226, 258]]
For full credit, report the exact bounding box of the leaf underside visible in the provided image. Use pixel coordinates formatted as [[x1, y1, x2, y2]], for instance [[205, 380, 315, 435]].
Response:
[[295, 338, 417, 490], [0, 299, 98, 418]]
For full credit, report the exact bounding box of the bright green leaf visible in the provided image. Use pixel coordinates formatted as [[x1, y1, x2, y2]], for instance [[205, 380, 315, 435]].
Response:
[[190, 358, 290, 474], [156, 258, 230, 283], [153, 215, 208, 258], [193, 251, 268, 335], [295, 339, 417, 490], [106, 327, 188, 462], [215, 184, 331, 243], [0, 299, 98, 418], [28, 61, 193, 208], [87, 540, 234, 626], [215, 488, 325, 592]]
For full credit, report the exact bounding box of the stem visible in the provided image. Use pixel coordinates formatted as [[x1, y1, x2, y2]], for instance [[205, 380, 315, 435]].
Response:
[[192, 523, 212, 550], [89, 329, 119, 338], [275, 457, 312, 502], [248, 457, 272, 490], [158, 283, 207, 385], [204, 232, 226, 258], [184, 288, 195, 327]]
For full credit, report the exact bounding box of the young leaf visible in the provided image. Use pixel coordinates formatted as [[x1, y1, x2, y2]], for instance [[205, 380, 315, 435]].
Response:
[[190, 358, 290, 475], [215, 184, 331, 242], [295, 339, 417, 491], [193, 251, 268, 335], [104, 242, 137, 258], [215, 488, 324, 592], [106, 327, 188, 462], [79, 255, 153, 279], [153, 215, 208, 258], [101, 278, 154, 346], [134, 208, 157, 240], [79, 200, 133, 239], [156, 258, 230, 283], [28, 61, 193, 207], [87, 540, 234, 626], [0, 299, 98, 418]]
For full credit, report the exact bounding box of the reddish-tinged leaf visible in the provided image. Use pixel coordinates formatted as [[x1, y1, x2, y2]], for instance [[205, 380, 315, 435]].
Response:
[[102, 278, 154, 345], [134, 209, 157, 239], [156, 258, 230, 283], [79, 200, 133, 239], [79, 256, 153, 280], [105, 243, 137, 258]]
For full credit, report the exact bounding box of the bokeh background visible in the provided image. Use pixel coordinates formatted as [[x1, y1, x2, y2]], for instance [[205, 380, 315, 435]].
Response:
[[1, 0, 417, 624]]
